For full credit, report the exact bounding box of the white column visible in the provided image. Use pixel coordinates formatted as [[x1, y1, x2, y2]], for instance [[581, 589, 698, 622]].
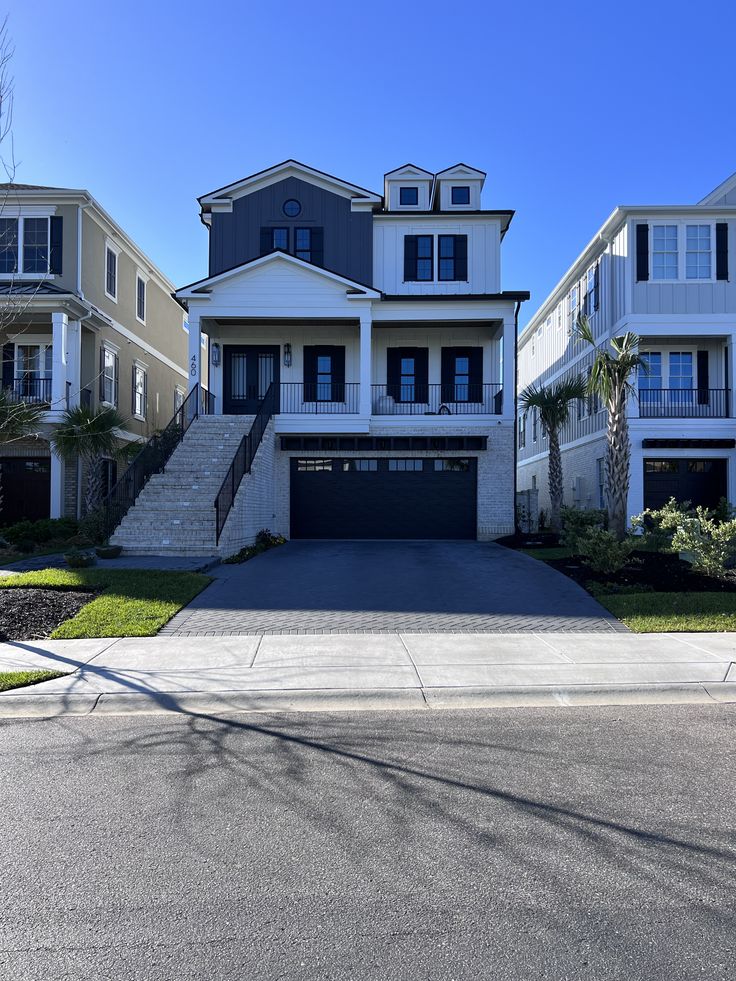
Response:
[[359, 309, 372, 417], [726, 338, 735, 420], [502, 315, 515, 419], [66, 320, 82, 408], [51, 310, 68, 410], [50, 451, 64, 518], [188, 311, 201, 395]]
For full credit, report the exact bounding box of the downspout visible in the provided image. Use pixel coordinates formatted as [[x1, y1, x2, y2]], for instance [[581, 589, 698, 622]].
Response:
[[513, 299, 522, 533]]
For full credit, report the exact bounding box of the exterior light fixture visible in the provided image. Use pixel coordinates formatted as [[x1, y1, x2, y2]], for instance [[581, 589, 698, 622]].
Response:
[[284, 343, 292, 367], [211, 342, 221, 366]]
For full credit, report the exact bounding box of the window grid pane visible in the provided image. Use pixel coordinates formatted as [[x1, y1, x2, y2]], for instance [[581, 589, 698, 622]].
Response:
[[685, 224, 711, 279], [22, 218, 49, 274], [0, 217, 18, 273], [652, 225, 678, 280]]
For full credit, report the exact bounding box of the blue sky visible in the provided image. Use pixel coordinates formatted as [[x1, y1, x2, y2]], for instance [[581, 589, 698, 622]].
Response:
[[6, 0, 736, 326]]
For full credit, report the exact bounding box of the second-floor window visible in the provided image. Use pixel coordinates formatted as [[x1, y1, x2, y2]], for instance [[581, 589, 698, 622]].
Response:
[[132, 364, 147, 419], [685, 225, 712, 279], [22, 218, 49, 273], [518, 414, 526, 449], [105, 247, 118, 300], [100, 346, 119, 406], [261, 226, 323, 266], [0, 217, 18, 273], [438, 235, 468, 281], [569, 285, 579, 332], [652, 225, 678, 280], [404, 235, 434, 282], [583, 263, 599, 315], [0, 216, 61, 275], [136, 275, 146, 323]]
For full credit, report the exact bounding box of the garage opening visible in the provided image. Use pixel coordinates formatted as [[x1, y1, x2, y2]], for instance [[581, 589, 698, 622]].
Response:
[[0, 457, 51, 525], [290, 457, 477, 539], [643, 458, 727, 511]]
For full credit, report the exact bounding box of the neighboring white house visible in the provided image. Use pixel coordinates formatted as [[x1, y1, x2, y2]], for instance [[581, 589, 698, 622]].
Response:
[[112, 160, 529, 555], [517, 170, 736, 524]]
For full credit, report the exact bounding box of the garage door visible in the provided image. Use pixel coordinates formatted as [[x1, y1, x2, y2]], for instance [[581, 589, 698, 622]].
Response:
[[643, 458, 727, 511], [0, 457, 51, 525], [290, 457, 477, 539]]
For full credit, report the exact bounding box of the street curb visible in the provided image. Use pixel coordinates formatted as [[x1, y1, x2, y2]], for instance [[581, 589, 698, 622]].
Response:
[[1, 682, 735, 718]]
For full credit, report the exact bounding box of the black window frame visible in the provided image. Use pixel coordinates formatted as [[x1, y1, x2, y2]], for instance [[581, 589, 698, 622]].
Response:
[[295, 227, 312, 263], [105, 247, 117, 299], [272, 227, 289, 251], [399, 186, 419, 206], [404, 235, 434, 282], [283, 199, 301, 217], [437, 235, 468, 282], [136, 275, 146, 322], [342, 459, 378, 472], [451, 186, 470, 205], [0, 217, 18, 274], [22, 217, 49, 275]]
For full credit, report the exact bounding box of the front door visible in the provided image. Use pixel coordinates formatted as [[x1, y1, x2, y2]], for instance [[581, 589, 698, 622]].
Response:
[[223, 346, 280, 414]]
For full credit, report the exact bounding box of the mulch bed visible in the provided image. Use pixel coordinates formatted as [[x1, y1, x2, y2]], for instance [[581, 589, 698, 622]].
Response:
[[544, 549, 736, 594], [0, 588, 96, 641]]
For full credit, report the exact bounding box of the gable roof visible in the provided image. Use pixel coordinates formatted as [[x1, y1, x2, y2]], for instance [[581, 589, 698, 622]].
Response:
[[435, 163, 487, 181], [698, 169, 736, 206], [383, 163, 434, 180], [198, 159, 382, 211], [175, 250, 381, 300]]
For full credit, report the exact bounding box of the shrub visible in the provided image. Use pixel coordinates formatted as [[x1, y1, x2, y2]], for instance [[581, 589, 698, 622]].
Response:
[[224, 529, 287, 564], [560, 507, 607, 551], [14, 539, 36, 554], [671, 508, 736, 577], [2, 517, 79, 546], [630, 497, 692, 552], [78, 509, 109, 545], [712, 497, 736, 525], [576, 528, 633, 576], [255, 529, 287, 548]]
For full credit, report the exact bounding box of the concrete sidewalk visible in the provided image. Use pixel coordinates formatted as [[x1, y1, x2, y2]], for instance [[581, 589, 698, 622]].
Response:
[[0, 632, 734, 716]]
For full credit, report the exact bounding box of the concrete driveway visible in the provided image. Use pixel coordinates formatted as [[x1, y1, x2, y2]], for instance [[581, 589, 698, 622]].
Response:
[[161, 541, 623, 635]]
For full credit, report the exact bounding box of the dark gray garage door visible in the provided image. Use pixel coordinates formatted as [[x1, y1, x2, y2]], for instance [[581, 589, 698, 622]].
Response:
[[290, 457, 477, 539], [643, 458, 727, 511]]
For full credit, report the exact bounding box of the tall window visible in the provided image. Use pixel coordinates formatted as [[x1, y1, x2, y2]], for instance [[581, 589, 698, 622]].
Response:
[[569, 285, 579, 332], [136, 276, 146, 323], [0, 217, 18, 273], [597, 458, 605, 509], [669, 351, 693, 404], [638, 351, 662, 407], [272, 228, 289, 251], [453, 355, 470, 401], [317, 354, 333, 401], [518, 413, 526, 449], [532, 409, 538, 442], [105, 247, 118, 299], [132, 364, 147, 418], [652, 225, 678, 280], [15, 343, 52, 401], [404, 235, 433, 281], [102, 347, 118, 405], [295, 228, 313, 262], [399, 187, 418, 206], [438, 235, 467, 281], [584, 263, 598, 314], [400, 356, 416, 402], [22, 218, 49, 274], [686, 225, 712, 279]]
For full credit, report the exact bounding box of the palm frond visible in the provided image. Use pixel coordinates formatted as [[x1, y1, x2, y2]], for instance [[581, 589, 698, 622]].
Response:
[[0, 389, 45, 445], [519, 374, 588, 432], [50, 405, 125, 463]]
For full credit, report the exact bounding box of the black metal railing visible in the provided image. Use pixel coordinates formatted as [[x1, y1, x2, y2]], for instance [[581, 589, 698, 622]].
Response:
[[200, 386, 215, 415], [638, 388, 730, 418], [4, 376, 52, 405], [100, 383, 203, 539], [371, 383, 503, 415], [215, 382, 276, 542], [279, 382, 360, 413]]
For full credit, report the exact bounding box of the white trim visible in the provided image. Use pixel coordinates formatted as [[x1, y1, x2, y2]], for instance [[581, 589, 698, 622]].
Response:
[[104, 241, 118, 303], [649, 220, 717, 283], [135, 272, 147, 326], [101, 337, 120, 353], [698, 170, 736, 206], [0, 214, 53, 279]]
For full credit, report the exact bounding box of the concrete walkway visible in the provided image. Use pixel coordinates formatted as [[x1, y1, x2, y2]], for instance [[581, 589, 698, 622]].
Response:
[[1, 631, 734, 716]]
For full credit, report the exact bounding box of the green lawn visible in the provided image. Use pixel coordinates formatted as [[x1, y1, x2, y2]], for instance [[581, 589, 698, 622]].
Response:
[[0, 669, 67, 692], [0, 568, 211, 638], [520, 547, 573, 561], [597, 591, 736, 632]]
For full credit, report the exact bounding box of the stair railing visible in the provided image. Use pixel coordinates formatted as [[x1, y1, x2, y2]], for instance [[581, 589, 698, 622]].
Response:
[[100, 383, 209, 540], [214, 383, 276, 543]]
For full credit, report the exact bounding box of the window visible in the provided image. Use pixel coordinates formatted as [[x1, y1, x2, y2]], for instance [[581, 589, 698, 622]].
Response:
[[404, 235, 433, 281], [688, 460, 712, 473], [531, 475, 537, 490], [569, 285, 579, 332], [434, 458, 470, 471], [532, 409, 538, 442], [342, 459, 378, 471], [295, 228, 313, 263], [638, 351, 662, 406], [645, 460, 678, 474], [14, 343, 52, 401], [296, 458, 332, 472], [105, 247, 117, 299], [0, 217, 18, 273], [400, 356, 416, 402], [453, 355, 470, 401], [388, 459, 424, 471], [556, 305, 563, 329], [597, 458, 605, 508], [267, 228, 286, 251], [283, 199, 301, 217], [584, 263, 599, 315], [451, 186, 470, 205], [132, 364, 147, 419], [652, 225, 678, 280], [316, 353, 333, 401], [136, 276, 146, 323], [22, 218, 49, 274], [399, 187, 418, 206], [518, 413, 526, 449], [669, 352, 693, 404], [101, 347, 118, 405], [438, 235, 467, 281], [686, 225, 712, 279]]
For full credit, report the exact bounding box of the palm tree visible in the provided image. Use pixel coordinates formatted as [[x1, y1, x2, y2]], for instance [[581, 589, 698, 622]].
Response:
[[0, 388, 45, 516], [574, 315, 648, 539], [50, 405, 125, 515], [519, 375, 588, 533]]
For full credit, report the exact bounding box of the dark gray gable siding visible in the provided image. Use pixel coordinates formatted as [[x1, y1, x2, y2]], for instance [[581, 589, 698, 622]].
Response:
[[208, 176, 373, 285]]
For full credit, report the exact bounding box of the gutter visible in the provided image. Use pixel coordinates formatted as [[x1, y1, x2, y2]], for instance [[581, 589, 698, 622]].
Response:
[[513, 299, 522, 530]]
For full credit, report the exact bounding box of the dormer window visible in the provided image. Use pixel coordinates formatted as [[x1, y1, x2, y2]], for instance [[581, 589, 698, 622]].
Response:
[[399, 187, 419, 206], [451, 186, 470, 205]]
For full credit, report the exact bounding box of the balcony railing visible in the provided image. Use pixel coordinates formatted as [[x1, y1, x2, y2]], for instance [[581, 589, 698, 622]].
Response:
[[372, 383, 503, 415], [279, 382, 360, 414], [4, 376, 52, 405], [638, 388, 730, 418]]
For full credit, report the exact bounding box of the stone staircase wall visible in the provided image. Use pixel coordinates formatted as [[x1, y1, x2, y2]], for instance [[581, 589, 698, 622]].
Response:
[[217, 420, 278, 558]]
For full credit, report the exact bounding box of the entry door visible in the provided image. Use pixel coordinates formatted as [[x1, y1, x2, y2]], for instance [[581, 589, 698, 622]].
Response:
[[0, 458, 51, 523], [223, 346, 280, 414]]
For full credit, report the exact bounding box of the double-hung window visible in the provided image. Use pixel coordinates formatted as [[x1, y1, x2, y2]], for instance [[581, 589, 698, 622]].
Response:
[[404, 235, 433, 281], [0, 218, 18, 273], [15, 343, 52, 402], [400, 356, 416, 402], [101, 347, 118, 406], [569, 285, 579, 332], [272, 228, 289, 251], [518, 413, 526, 449], [136, 275, 146, 324], [105, 247, 118, 300], [0, 216, 61, 276], [132, 364, 147, 419], [669, 351, 693, 405], [652, 225, 678, 280], [316, 354, 333, 402], [22, 218, 49, 273], [686, 225, 712, 279], [438, 235, 468, 281], [584, 263, 598, 315], [638, 351, 662, 409], [295, 228, 313, 263]]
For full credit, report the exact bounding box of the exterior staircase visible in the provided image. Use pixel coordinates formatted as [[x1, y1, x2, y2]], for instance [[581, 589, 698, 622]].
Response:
[[110, 415, 254, 556]]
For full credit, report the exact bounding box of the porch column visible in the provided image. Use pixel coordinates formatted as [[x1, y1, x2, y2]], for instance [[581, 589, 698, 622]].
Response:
[[502, 314, 515, 419], [51, 310, 68, 410], [66, 320, 81, 409], [50, 452, 64, 518], [726, 338, 736, 418], [188, 311, 201, 395], [359, 310, 372, 417]]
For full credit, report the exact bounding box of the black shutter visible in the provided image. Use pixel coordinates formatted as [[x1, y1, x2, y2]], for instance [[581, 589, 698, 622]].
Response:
[[131, 365, 136, 413], [113, 354, 119, 407], [260, 228, 272, 256], [404, 236, 418, 281], [593, 262, 600, 310], [636, 224, 649, 281], [440, 348, 455, 403], [697, 350, 709, 405], [99, 346, 105, 401], [468, 347, 483, 403], [143, 371, 148, 418], [49, 216, 63, 275], [386, 349, 401, 401], [311, 228, 324, 267], [303, 346, 317, 402], [716, 223, 728, 281], [2, 342, 14, 389], [414, 347, 429, 403], [454, 235, 468, 281], [331, 345, 345, 402]]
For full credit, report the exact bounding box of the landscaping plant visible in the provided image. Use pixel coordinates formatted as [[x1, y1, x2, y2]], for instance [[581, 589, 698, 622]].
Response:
[[671, 508, 736, 577], [559, 506, 606, 552], [518, 375, 588, 533], [630, 497, 692, 552], [575, 527, 633, 576], [50, 405, 125, 515]]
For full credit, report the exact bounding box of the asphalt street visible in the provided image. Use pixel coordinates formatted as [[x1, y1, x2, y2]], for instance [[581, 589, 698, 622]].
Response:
[[1, 704, 734, 980]]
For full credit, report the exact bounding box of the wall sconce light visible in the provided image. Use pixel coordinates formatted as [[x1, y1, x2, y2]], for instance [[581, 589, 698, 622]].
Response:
[[283, 343, 292, 368], [211, 342, 221, 366]]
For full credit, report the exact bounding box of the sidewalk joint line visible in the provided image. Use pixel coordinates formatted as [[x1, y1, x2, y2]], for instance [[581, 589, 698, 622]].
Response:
[[397, 633, 425, 693]]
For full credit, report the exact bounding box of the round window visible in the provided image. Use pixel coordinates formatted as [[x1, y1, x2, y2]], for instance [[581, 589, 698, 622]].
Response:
[[283, 199, 301, 217]]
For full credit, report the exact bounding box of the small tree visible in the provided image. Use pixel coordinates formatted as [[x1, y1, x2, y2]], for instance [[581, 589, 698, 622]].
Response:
[[50, 405, 125, 515], [519, 375, 588, 533], [574, 315, 648, 539]]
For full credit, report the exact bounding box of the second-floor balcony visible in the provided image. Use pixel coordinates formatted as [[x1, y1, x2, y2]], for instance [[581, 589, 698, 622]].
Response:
[[4, 376, 53, 406], [272, 382, 503, 415], [638, 388, 730, 419]]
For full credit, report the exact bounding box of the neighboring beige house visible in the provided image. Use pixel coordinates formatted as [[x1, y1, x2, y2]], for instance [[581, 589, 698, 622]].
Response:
[[0, 183, 193, 523]]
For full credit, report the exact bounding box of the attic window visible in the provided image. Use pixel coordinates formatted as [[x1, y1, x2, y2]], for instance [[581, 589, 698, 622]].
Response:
[[283, 199, 301, 217], [399, 187, 419, 206], [451, 186, 470, 205]]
